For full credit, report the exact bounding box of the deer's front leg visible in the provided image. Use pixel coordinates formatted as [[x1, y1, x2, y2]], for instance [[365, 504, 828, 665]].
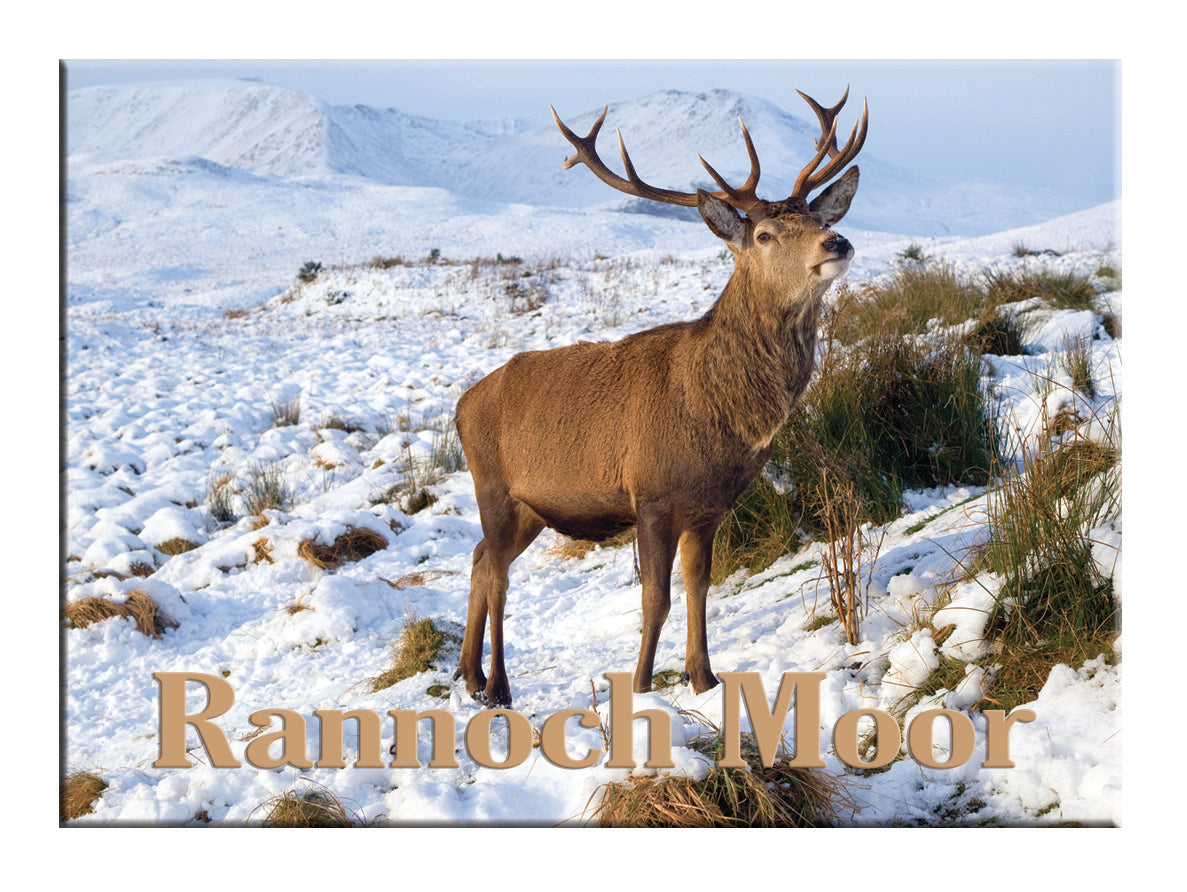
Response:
[[679, 522, 721, 694], [633, 511, 679, 694]]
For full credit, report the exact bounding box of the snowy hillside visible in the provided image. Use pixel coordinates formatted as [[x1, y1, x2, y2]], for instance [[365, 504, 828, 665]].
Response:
[[62, 77, 1122, 829]]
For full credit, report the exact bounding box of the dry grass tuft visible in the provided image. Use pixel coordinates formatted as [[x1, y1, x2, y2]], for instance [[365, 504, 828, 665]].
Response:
[[255, 783, 374, 827], [588, 732, 851, 827], [156, 537, 199, 556], [64, 589, 177, 638], [550, 529, 636, 561], [372, 615, 459, 692], [380, 569, 460, 589], [60, 771, 108, 821], [251, 537, 274, 564], [298, 527, 388, 570]]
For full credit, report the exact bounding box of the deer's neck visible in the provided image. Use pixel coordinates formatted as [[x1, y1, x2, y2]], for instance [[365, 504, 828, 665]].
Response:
[[689, 265, 822, 450]]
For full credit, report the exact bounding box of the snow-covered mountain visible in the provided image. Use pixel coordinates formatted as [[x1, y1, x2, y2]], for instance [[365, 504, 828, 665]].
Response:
[[67, 80, 1086, 238]]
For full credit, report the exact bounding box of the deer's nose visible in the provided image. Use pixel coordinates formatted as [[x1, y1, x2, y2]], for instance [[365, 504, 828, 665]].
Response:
[[822, 234, 853, 257]]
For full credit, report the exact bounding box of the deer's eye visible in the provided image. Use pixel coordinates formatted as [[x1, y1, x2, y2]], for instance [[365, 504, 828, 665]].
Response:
[[756, 232, 773, 244]]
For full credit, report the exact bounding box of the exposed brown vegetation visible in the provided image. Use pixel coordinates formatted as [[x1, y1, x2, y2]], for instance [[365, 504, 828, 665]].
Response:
[[380, 569, 461, 589], [251, 537, 274, 564], [156, 537, 199, 556], [64, 588, 177, 638], [60, 770, 108, 821], [298, 527, 388, 570], [255, 784, 375, 827], [587, 732, 851, 827], [550, 529, 636, 561], [372, 616, 451, 692]]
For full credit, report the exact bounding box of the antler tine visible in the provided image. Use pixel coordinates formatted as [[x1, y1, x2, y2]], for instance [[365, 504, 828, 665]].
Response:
[[552, 105, 608, 171], [696, 117, 762, 211], [796, 85, 851, 157], [551, 104, 700, 208], [791, 93, 868, 201]]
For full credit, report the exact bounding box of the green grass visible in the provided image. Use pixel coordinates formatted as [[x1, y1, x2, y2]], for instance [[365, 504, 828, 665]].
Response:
[[983, 267, 1098, 312], [775, 324, 995, 535], [715, 268, 998, 585], [241, 461, 295, 516], [975, 399, 1120, 709]]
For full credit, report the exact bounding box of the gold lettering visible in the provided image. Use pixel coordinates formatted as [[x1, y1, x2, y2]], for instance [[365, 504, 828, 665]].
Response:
[[153, 671, 241, 769], [981, 708, 1037, 768], [314, 708, 386, 768], [605, 672, 675, 768], [388, 708, 460, 768], [833, 707, 900, 769], [718, 672, 826, 768], [244, 708, 313, 769], [540, 708, 603, 769], [907, 708, 976, 769]]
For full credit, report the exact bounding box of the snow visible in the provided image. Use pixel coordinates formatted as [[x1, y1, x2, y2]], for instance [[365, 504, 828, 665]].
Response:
[[63, 78, 1122, 829]]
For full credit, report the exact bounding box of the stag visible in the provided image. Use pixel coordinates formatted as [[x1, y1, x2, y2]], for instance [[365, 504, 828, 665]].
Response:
[[454, 89, 867, 707]]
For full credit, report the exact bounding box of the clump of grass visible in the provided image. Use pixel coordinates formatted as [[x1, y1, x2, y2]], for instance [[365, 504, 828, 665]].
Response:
[[1058, 337, 1098, 400], [587, 731, 850, 827], [895, 243, 931, 264], [984, 267, 1097, 312], [156, 537, 199, 556], [271, 396, 301, 427], [711, 474, 799, 585], [552, 529, 636, 561], [296, 261, 323, 283], [976, 401, 1120, 708], [385, 422, 466, 514], [60, 771, 108, 821], [241, 462, 295, 516], [252, 537, 275, 565], [1012, 244, 1060, 258], [505, 279, 549, 315], [64, 589, 178, 638], [651, 669, 687, 691], [319, 411, 364, 433], [255, 783, 370, 827], [834, 263, 984, 344], [298, 527, 388, 571], [966, 303, 1029, 356], [369, 255, 409, 269], [205, 471, 237, 526], [372, 616, 450, 692]]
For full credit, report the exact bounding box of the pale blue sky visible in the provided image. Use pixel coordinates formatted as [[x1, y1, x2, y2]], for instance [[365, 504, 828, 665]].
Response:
[[63, 59, 1119, 210]]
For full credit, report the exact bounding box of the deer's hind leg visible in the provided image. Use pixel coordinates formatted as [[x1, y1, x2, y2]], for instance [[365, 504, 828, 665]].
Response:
[[457, 490, 544, 707]]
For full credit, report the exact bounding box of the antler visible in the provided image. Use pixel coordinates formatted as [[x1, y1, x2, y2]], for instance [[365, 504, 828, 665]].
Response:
[[551, 105, 763, 213], [552, 89, 866, 215], [791, 87, 868, 201]]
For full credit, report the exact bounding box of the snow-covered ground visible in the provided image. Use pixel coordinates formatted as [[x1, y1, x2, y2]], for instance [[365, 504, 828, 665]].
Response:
[[62, 80, 1122, 827]]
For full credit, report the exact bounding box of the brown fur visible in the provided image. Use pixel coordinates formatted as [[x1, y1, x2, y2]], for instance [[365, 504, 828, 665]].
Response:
[[455, 114, 863, 707]]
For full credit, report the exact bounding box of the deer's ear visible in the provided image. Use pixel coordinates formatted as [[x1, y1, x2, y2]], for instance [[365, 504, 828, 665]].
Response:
[[809, 166, 860, 226], [697, 190, 746, 251]]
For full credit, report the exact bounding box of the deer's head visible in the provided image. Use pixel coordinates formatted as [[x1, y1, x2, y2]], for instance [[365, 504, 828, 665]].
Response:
[[552, 88, 867, 296]]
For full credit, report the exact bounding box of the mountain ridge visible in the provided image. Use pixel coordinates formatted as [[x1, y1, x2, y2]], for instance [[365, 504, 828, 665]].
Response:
[[67, 79, 1088, 237]]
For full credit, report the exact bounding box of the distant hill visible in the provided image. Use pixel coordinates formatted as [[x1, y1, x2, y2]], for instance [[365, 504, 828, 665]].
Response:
[[67, 80, 1087, 237]]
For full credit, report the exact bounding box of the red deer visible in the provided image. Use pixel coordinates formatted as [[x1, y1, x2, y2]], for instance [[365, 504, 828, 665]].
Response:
[[454, 89, 867, 706]]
